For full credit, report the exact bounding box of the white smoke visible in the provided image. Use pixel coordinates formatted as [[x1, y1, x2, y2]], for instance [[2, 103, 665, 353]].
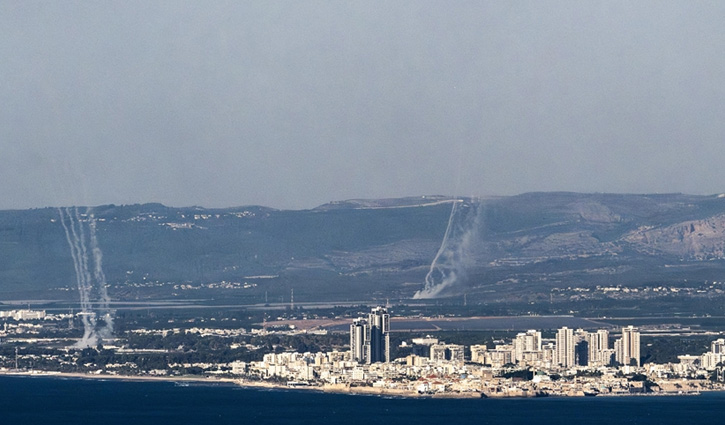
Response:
[[58, 206, 113, 347], [88, 211, 114, 339], [414, 199, 482, 299]]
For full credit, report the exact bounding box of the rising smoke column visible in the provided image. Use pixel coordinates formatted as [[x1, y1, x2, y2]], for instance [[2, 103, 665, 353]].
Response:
[[414, 199, 483, 299], [58, 207, 96, 346], [58, 206, 113, 347], [87, 209, 114, 339]]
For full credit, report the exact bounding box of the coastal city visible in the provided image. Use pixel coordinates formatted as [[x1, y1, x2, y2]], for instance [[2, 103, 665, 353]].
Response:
[[1, 306, 725, 398], [5, 1, 725, 423]]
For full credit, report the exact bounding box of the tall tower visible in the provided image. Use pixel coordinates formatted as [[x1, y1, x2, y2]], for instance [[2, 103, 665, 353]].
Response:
[[349, 306, 391, 364], [349, 318, 368, 363], [587, 329, 610, 366], [597, 329, 609, 350], [367, 307, 390, 363], [555, 327, 575, 368], [574, 329, 590, 366], [621, 325, 640, 366]]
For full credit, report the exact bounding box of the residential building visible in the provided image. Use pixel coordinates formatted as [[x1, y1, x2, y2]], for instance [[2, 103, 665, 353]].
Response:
[[367, 307, 390, 363], [556, 327, 575, 368], [350, 318, 368, 363], [430, 343, 447, 363], [621, 325, 641, 366], [513, 330, 541, 363]]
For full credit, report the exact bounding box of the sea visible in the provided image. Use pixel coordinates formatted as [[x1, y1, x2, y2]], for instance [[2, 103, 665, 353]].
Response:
[[2, 375, 724, 425]]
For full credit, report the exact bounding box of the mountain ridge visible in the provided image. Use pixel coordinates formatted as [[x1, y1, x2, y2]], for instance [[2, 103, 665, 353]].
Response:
[[2, 192, 725, 304]]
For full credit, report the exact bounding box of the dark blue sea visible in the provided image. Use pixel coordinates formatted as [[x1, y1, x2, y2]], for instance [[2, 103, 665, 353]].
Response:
[[2, 375, 724, 425]]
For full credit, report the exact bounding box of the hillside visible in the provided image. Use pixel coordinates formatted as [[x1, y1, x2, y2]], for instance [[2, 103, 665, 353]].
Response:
[[2, 193, 725, 307]]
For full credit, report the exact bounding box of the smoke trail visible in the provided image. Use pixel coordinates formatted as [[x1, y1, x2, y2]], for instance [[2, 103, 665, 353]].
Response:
[[58, 208, 91, 343], [87, 208, 114, 338], [70, 207, 97, 347], [75, 207, 99, 347], [58, 206, 112, 347], [59, 208, 95, 346], [421, 199, 460, 293], [414, 199, 483, 299]]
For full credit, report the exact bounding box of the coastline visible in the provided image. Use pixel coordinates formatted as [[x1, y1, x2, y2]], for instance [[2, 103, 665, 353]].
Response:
[[0, 370, 714, 399], [0, 369, 237, 386], [0, 369, 459, 398]]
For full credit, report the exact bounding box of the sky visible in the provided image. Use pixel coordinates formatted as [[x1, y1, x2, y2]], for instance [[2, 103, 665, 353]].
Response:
[[1, 1, 724, 210]]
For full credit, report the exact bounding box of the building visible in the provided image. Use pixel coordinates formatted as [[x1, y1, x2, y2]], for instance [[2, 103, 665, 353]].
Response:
[[446, 344, 465, 364], [575, 338, 589, 366], [366, 307, 390, 363], [430, 343, 447, 363], [541, 342, 556, 368], [349, 307, 390, 364], [513, 330, 541, 363], [701, 339, 725, 370], [555, 327, 575, 368], [411, 336, 439, 346], [349, 318, 368, 363], [486, 345, 514, 368], [470, 344, 488, 364], [587, 329, 610, 366], [0, 309, 46, 321], [574, 329, 589, 366], [620, 325, 641, 366], [712, 338, 725, 354]]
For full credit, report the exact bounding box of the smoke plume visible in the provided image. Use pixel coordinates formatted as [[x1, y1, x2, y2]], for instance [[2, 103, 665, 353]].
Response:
[[58, 206, 113, 347], [414, 199, 483, 299]]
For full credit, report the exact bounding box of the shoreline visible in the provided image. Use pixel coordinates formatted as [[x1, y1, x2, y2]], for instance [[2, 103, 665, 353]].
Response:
[[0, 370, 715, 399], [0, 369, 468, 398], [0, 369, 237, 386]]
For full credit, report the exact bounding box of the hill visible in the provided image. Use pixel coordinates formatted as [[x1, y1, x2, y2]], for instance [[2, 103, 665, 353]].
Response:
[[2, 193, 725, 312]]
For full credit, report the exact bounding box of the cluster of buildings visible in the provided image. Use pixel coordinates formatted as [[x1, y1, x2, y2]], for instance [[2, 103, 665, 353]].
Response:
[[404, 325, 641, 371], [700, 338, 725, 370], [0, 310, 53, 338], [651, 338, 725, 378], [4, 304, 725, 397], [235, 308, 725, 397], [0, 309, 47, 321]]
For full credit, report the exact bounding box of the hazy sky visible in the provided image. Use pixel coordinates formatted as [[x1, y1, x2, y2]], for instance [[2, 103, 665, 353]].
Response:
[[2, 1, 724, 210]]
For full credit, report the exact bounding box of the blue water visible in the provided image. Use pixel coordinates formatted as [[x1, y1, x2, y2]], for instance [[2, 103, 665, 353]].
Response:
[[2, 376, 724, 425]]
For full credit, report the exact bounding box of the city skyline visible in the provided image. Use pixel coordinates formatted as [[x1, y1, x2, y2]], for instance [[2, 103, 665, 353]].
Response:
[[3, 303, 725, 399]]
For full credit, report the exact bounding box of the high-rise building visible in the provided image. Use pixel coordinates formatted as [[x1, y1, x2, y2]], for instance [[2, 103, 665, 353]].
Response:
[[614, 338, 623, 364], [587, 329, 610, 366], [712, 338, 725, 355], [621, 325, 641, 366], [349, 318, 368, 363], [486, 345, 514, 368], [575, 339, 589, 366], [349, 307, 391, 364], [542, 342, 556, 368], [597, 329, 610, 349], [470, 344, 488, 364], [555, 327, 575, 368], [366, 307, 390, 363], [574, 329, 589, 366], [513, 330, 541, 363], [447, 344, 465, 364], [702, 339, 725, 370], [430, 343, 447, 363]]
